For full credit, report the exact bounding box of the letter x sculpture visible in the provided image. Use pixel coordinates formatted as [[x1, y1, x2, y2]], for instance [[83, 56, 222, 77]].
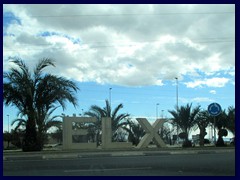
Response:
[[136, 118, 166, 148]]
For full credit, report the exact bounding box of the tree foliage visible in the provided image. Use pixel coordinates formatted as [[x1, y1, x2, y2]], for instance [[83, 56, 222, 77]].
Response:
[[168, 103, 201, 147], [3, 58, 79, 151], [225, 106, 235, 136], [84, 100, 130, 144], [122, 119, 145, 145], [195, 110, 211, 146]]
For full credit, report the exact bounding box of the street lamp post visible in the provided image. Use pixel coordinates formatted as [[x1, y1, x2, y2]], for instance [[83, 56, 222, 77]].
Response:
[[7, 114, 9, 133], [109, 88, 112, 108], [7, 115, 10, 148], [175, 77, 179, 144], [156, 103, 159, 120], [175, 77, 178, 110], [161, 110, 164, 119]]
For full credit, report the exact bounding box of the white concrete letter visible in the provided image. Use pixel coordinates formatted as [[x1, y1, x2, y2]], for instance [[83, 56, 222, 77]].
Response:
[[63, 117, 97, 150], [136, 118, 166, 148], [101, 117, 132, 149]]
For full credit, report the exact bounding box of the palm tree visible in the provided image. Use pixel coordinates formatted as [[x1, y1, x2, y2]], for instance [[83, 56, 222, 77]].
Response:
[[35, 106, 63, 147], [3, 58, 79, 151], [208, 109, 226, 146], [84, 100, 130, 145], [159, 123, 174, 145], [12, 108, 63, 147], [168, 103, 201, 147], [225, 106, 235, 136], [210, 108, 233, 146], [122, 119, 145, 146], [194, 110, 211, 146], [212, 110, 228, 130]]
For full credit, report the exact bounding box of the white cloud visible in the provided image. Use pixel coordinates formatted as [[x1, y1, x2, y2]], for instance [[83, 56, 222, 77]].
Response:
[[192, 97, 213, 103], [205, 78, 230, 87], [185, 77, 230, 88], [179, 97, 214, 104], [3, 4, 235, 86], [209, 90, 216, 94]]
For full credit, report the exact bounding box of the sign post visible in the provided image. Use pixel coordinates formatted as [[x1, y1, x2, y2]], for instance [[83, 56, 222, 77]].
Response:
[[208, 103, 222, 144]]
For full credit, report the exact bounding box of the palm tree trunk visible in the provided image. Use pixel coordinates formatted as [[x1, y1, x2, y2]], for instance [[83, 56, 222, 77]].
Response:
[[22, 110, 41, 151], [22, 118, 40, 151], [199, 128, 205, 147], [37, 128, 45, 150]]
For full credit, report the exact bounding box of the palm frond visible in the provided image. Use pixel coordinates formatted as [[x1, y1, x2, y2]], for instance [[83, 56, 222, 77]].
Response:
[[104, 100, 111, 117], [112, 103, 123, 119], [34, 58, 55, 78], [10, 58, 31, 78], [45, 120, 62, 131], [11, 118, 27, 131]]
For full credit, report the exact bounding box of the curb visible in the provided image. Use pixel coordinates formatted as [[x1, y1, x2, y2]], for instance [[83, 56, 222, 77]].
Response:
[[3, 149, 235, 161], [144, 152, 171, 156], [111, 152, 145, 157], [80, 154, 112, 158], [42, 154, 79, 160]]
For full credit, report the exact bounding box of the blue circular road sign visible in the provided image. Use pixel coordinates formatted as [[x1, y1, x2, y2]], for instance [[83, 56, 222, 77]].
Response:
[[208, 103, 222, 116]]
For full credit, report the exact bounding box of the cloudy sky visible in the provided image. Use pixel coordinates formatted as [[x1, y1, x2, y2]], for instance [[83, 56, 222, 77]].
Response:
[[3, 4, 235, 134]]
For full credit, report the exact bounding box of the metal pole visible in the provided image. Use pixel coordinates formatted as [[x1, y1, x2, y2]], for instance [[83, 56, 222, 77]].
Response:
[[109, 88, 112, 108], [175, 77, 179, 144], [156, 103, 159, 120], [7, 115, 10, 148], [176, 77, 178, 109], [7, 114, 9, 133], [214, 116, 216, 144], [212, 124, 214, 142]]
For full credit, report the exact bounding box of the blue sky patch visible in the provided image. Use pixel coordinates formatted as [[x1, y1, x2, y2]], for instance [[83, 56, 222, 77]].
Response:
[[3, 12, 21, 36], [38, 31, 82, 44], [3, 12, 21, 27]]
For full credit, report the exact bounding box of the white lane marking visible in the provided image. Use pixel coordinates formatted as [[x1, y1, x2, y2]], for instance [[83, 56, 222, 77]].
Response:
[[64, 167, 152, 173]]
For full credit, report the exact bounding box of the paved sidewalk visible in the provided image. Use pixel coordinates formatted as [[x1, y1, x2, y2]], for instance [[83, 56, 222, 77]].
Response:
[[3, 146, 235, 161]]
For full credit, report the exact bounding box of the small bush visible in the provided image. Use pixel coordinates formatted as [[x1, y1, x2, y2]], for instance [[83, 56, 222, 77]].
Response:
[[216, 137, 226, 147], [230, 138, 235, 146], [182, 140, 192, 148], [204, 139, 210, 144]]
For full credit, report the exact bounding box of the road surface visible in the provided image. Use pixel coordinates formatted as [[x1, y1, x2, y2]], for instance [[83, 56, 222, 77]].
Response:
[[3, 152, 235, 176]]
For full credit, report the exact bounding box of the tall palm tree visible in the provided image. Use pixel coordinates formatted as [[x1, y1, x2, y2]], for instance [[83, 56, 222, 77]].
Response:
[[168, 103, 201, 146], [211, 110, 228, 130], [194, 110, 211, 146], [84, 100, 130, 145], [210, 108, 232, 146], [225, 106, 235, 136], [159, 123, 174, 145], [3, 58, 79, 151], [122, 119, 145, 146]]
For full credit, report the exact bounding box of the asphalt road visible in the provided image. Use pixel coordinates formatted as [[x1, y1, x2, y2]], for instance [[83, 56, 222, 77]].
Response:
[[3, 152, 235, 176]]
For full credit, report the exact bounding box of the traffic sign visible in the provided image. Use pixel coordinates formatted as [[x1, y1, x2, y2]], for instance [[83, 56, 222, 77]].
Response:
[[208, 103, 222, 116]]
